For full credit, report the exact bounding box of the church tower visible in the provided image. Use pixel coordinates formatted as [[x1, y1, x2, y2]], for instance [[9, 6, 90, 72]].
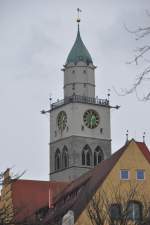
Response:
[[49, 17, 111, 181]]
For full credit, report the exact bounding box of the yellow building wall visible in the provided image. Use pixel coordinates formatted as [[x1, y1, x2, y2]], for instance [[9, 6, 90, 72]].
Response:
[[76, 141, 150, 225]]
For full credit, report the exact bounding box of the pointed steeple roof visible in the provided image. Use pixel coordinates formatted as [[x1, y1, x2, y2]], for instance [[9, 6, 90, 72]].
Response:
[[66, 24, 93, 65]]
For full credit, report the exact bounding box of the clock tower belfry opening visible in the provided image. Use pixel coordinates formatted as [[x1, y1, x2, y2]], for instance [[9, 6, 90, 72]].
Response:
[[48, 15, 112, 181]]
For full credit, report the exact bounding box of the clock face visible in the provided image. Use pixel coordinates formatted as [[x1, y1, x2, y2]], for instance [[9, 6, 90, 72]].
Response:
[[83, 109, 99, 129], [57, 111, 67, 131]]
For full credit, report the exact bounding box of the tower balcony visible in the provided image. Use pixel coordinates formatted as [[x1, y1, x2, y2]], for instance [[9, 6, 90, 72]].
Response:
[[51, 95, 109, 110]]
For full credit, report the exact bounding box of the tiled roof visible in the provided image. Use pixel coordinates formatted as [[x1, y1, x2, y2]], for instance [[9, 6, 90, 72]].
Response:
[[136, 141, 150, 163], [11, 179, 68, 222], [43, 140, 150, 225]]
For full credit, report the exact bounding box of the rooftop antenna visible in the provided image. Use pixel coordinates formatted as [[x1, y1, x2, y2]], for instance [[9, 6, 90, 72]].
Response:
[[126, 130, 129, 143], [143, 132, 146, 144]]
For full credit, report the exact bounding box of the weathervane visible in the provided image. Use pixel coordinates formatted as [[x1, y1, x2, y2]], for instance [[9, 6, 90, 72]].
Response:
[[77, 8, 82, 23]]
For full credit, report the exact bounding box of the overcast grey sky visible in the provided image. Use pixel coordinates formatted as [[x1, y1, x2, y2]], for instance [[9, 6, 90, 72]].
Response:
[[0, 0, 150, 180]]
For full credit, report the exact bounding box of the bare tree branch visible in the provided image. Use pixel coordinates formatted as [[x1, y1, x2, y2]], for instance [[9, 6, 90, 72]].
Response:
[[120, 12, 150, 101], [86, 182, 150, 225]]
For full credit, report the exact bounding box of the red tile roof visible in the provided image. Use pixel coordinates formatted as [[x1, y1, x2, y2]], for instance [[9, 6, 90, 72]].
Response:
[[11, 179, 68, 223], [136, 141, 150, 164]]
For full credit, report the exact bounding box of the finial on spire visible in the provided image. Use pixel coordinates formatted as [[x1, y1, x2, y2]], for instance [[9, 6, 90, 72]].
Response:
[[77, 8, 82, 23], [143, 132, 146, 143], [126, 130, 129, 143]]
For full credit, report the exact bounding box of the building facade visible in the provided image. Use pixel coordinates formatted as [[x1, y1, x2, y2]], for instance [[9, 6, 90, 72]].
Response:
[[50, 20, 111, 181]]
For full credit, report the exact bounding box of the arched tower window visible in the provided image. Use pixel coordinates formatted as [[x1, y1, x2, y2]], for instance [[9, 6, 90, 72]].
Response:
[[62, 146, 69, 169], [94, 146, 104, 166], [55, 149, 61, 171], [82, 145, 92, 166], [82, 151, 86, 165]]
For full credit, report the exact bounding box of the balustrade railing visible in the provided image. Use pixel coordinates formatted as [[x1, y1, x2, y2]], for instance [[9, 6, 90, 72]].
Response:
[[51, 95, 109, 109]]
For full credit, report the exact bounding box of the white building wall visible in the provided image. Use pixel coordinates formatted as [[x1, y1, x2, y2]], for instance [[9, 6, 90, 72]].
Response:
[[50, 102, 110, 143], [63, 62, 95, 98]]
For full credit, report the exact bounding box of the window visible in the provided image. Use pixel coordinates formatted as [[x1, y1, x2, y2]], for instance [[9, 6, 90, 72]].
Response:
[[136, 170, 145, 180], [82, 145, 92, 166], [127, 201, 142, 221], [55, 149, 61, 171], [109, 204, 121, 220], [86, 151, 91, 166], [62, 146, 69, 169], [94, 146, 104, 166], [120, 170, 129, 180], [82, 150, 86, 165]]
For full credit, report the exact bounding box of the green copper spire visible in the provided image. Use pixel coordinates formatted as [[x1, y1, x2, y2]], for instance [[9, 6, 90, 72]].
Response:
[[66, 21, 93, 65]]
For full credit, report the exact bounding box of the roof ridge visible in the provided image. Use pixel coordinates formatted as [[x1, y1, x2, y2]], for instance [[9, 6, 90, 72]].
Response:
[[12, 179, 68, 184]]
